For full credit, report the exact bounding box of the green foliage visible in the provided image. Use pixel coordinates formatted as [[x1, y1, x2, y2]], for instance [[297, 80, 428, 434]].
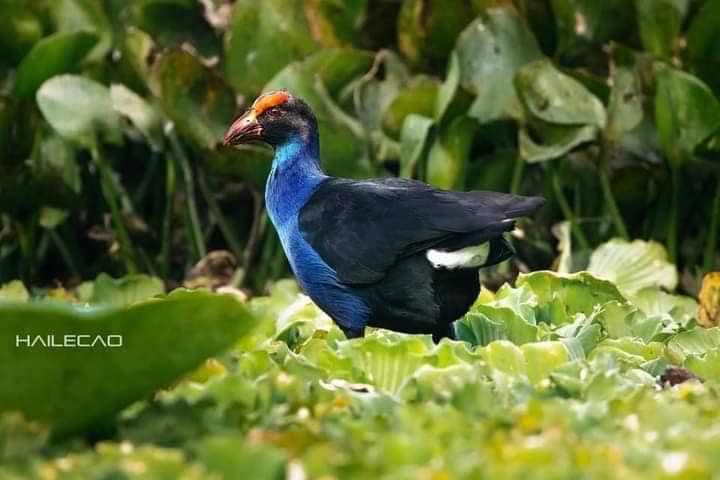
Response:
[[3, 269, 720, 478], [0, 280, 257, 438], [0, 0, 717, 310], [1, 0, 717, 288]]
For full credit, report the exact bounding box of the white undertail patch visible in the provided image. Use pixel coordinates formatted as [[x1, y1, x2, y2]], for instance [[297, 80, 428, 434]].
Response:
[[426, 243, 490, 269]]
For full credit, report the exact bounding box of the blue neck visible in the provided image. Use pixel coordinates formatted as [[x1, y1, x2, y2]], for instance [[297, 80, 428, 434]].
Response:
[[265, 134, 325, 227]]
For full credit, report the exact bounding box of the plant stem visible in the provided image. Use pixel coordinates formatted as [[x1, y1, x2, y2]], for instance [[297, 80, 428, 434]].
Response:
[[667, 167, 679, 264], [510, 153, 525, 195], [598, 143, 629, 240], [197, 169, 243, 261], [91, 144, 139, 273], [160, 153, 176, 278], [552, 167, 590, 250], [48, 229, 80, 277], [167, 125, 206, 261], [704, 174, 720, 272], [239, 189, 264, 287]]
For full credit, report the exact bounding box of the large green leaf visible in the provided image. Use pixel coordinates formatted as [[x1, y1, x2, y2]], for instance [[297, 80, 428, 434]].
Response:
[[151, 50, 236, 150], [635, 0, 687, 58], [456, 7, 542, 123], [0, 289, 257, 437], [515, 59, 606, 128], [224, 0, 318, 94], [135, 0, 220, 58], [655, 64, 720, 165], [397, 0, 474, 69], [587, 238, 678, 295], [12, 31, 98, 100], [36, 74, 122, 148]]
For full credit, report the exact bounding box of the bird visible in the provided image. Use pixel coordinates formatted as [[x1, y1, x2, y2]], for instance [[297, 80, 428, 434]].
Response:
[[224, 91, 544, 342]]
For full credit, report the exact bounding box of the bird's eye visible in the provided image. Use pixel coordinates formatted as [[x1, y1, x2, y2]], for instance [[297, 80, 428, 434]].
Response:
[[267, 108, 282, 118]]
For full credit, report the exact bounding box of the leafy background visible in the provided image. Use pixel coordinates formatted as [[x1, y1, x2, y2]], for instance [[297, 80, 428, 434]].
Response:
[[0, 0, 718, 292], [1, 0, 720, 478]]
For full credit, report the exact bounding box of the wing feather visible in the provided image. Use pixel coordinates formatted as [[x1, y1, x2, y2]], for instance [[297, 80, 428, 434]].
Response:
[[298, 177, 543, 285]]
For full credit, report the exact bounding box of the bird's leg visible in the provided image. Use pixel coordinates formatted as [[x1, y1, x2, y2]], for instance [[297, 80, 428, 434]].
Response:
[[341, 325, 365, 340], [432, 323, 456, 344]]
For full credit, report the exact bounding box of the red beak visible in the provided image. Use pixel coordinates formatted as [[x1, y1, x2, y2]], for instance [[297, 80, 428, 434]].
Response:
[[223, 112, 263, 146]]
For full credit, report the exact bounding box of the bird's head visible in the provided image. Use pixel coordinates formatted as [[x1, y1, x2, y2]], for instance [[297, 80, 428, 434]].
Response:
[[223, 90, 317, 148]]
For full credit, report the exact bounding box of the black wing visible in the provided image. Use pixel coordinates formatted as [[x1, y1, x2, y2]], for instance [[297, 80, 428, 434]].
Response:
[[298, 177, 544, 285]]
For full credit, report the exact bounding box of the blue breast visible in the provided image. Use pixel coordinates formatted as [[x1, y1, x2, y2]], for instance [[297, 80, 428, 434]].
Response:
[[264, 139, 370, 330]]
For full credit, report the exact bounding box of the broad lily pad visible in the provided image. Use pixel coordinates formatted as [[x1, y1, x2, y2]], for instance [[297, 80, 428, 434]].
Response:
[[0, 289, 257, 437]]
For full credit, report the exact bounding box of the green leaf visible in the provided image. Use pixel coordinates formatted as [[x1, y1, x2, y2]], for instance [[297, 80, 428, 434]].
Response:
[[0, 289, 257, 437], [86, 273, 165, 306], [630, 288, 698, 328], [516, 271, 625, 322], [224, 0, 318, 94], [456, 7, 542, 123], [635, 0, 686, 58], [344, 331, 434, 394], [435, 51, 460, 122], [303, 0, 367, 47], [666, 327, 720, 363], [426, 116, 477, 189], [353, 50, 410, 132], [518, 123, 597, 162], [606, 67, 643, 141], [199, 435, 286, 480], [587, 238, 678, 295], [686, 0, 720, 93], [0, 280, 30, 302], [483, 340, 526, 376], [515, 59, 606, 128], [397, 0, 474, 68], [521, 341, 569, 384], [382, 79, 439, 137], [399, 114, 433, 178], [654, 64, 720, 166], [48, 0, 112, 60], [152, 50, 236, 150], [36, 74, 122, 148], [135, 0, 220, 58], [457, 304, 538, 347], [110, 84, 164, 151], [12, 31, 98, 100]]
